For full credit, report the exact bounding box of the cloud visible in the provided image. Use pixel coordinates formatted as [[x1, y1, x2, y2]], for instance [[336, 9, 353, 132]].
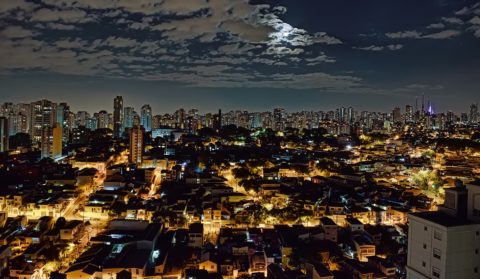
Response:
[[54, 38, 88, 49], [103, 36, 138, 48], [265, 19, 342, 47], [305, 54, 336, 65], [217, 43, 259, 54], [355, 44, 403, 51], [468, 25, 480, 38], [470, 16, 480, 25], [386, 29, 460, 40], [401, 84, 444, 91], [272, 6, 287, 15], [0, 0, 353, 93], [265, 46, 304, 55], [455, 7, 471, 16], [427, 23, 446, 29], [30, 8, 92, 23], [36, 22, 78, 30], [221, 20, 274, 42], [422, 29, 461, 39], [0, 0, 35, 14], [0, 26, 35, 39], [153, 0, 210, 15], [386, 30, 421, 39], [442, 17, 464, 25]]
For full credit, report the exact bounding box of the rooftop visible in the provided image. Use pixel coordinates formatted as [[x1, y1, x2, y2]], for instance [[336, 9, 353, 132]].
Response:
[[409, 211, 477, 227]]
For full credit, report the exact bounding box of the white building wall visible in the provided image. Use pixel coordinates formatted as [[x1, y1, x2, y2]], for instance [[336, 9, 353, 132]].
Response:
[[407, 215, 480, 279]]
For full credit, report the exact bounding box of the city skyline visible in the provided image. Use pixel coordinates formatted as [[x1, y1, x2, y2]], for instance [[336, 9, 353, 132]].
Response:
[[1, 0, 480, 112], [0, 95, 479, 115]]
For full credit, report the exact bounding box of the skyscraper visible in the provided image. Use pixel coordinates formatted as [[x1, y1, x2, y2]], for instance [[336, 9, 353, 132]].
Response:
[[56, 102, 71, 143], [52, 124, 62, 159], [273, 107, 285, 131], [347, 106, 354, 124], [56, 103, 65, 129], [174, 108, 185, 129], [141, 104, 152, 132], [129, 125, 144, 164], [97, 110, 109, 129], [113, 96, 123, 138], [213, 109, 222, 133], [421, 93, 425, 116], [392, 107, 402, 123], [470, 103, 479, 123], [30, 99, 56, 143], [86, 117, 97, 131], [7, 112, 28, 136], [0, 117, 8, 152], [405, 105, 413, 123], [124, 107, 135, 129], [40, 126, 52, 158], [76, 111, 89, 127], [41, 124, 63, 159]]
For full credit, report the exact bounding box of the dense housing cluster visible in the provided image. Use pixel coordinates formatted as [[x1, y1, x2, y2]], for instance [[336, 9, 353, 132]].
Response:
[[0, 97, 479, 279]]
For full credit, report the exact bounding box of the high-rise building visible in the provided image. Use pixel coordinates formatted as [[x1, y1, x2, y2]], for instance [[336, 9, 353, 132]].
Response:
[[392, 107, 402, 123], [470, 103, 479, 123], [113, 96, 123, 138], [0, 102, 13, 117], [56, 103, 66, 129], [152, 115, 162, 130], [405, 105, 414, 123], [76, 111, 89, 127], [213, 109, 222, 133], [124, 107, 135, 129], [52, 124, 62, 159], [133, 114, 140, 127], [347, 107, 354, 124], [273, 107, 285, 131], [141, 105, 152, 132], [30, 99, 56, 143], [8, 112, 28, 136], [174, 108, 185, 129], [41, 126, 52, 158], [97, 110, 109, 129], [0, 117, 8, 152], [446, 111, 455, 126], [129, 125, 144, 164], [86, 118, 97, 131], [406, 183, 480, 279], [56, 102, 72, 143]]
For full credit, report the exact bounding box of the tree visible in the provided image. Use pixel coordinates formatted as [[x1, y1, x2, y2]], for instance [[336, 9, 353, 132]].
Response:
[[232, 167, 251, 180], [413, 170, 430, 190], [54, 217, 67, 230], [198, 127, 216, 138]]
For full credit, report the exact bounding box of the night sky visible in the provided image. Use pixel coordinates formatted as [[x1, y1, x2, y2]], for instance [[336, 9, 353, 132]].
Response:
[[1, 0, 480, 113]]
